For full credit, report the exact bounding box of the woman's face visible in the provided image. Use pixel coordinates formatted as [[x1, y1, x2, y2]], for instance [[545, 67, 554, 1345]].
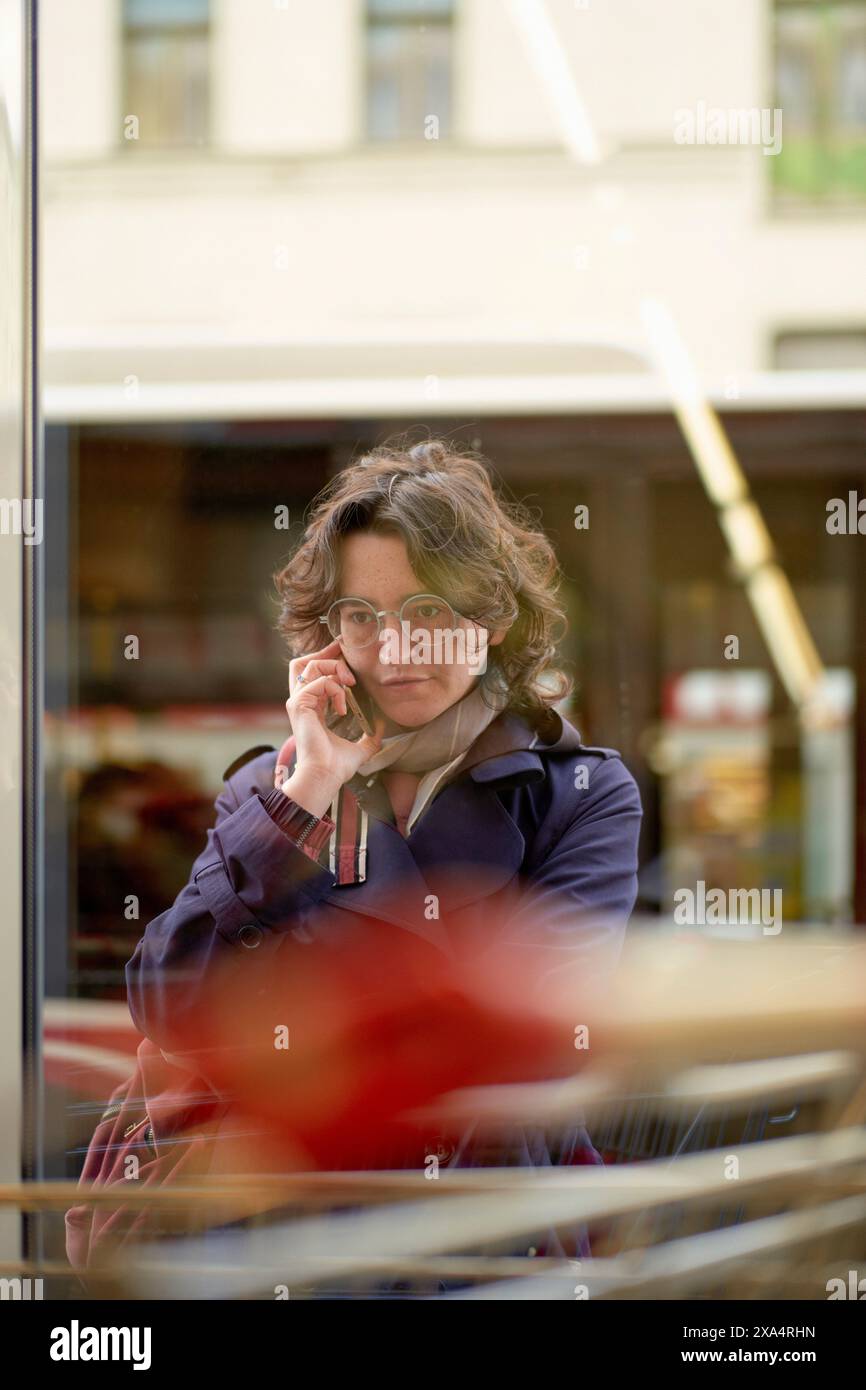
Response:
[[336, 531, 505, 733]]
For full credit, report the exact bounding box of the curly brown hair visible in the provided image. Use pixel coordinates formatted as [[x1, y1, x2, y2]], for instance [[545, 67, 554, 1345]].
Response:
[[272, 436, 573, 725]]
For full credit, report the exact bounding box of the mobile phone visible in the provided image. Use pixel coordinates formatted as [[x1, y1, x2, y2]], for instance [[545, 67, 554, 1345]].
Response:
[[344, 684, 374, 736]]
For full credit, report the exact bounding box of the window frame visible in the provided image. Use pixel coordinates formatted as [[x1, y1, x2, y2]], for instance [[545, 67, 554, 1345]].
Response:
[[119, 0, 213, 153], [362, 0, 458, 148], [772, 0, 866, 207]]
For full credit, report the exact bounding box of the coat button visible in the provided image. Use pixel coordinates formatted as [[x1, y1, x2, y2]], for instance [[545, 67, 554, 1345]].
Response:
[[427, 1137, 454, 1164], [237, 923, 263, 949]]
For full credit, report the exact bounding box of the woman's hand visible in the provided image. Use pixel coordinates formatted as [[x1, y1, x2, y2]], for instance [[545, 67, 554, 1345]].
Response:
[[281, 639, 385, 817]]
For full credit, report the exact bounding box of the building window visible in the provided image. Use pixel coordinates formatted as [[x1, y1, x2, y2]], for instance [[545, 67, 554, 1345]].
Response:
[[774, 327, 866, 368], [773, 0, 866, 202], [366, 0, 454, 142], [122, 0, 210, 150]]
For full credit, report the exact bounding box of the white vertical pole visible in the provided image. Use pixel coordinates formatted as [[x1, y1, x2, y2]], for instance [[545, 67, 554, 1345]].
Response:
[[0, 0, 33, 1263]]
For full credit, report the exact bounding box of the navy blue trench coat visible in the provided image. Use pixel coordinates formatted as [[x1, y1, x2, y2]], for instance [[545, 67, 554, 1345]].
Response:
[[125, 705, 642, 1279]]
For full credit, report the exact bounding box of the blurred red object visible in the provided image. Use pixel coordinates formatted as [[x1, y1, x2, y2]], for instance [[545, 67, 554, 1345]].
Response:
[[169, 912, 586, 1171]]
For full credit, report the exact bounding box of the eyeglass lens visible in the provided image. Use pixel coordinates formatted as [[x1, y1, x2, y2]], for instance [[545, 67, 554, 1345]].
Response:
[[328, 596, 457, 648]]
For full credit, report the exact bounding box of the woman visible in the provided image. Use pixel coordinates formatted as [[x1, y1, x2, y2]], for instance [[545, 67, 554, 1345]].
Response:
[[124, 438, 643, 1281]]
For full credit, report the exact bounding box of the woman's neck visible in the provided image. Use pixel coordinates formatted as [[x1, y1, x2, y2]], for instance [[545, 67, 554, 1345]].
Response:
[[380, 713, 411, 737]]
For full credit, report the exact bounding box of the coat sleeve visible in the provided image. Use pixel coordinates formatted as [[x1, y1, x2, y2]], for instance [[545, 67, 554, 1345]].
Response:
[[125, 773, 337, 1056], [500, 753, 643, 986]]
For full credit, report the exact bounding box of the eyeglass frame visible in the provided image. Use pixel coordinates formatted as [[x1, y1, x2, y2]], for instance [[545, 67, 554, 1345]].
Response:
[[318, 592, 476, 649]]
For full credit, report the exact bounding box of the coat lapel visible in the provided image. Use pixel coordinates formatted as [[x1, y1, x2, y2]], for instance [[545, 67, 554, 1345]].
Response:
[[317, 816, 445, 946], [404, 777, 526, 910], [233, 707, 585, 951], [317, 709, 582, 941], [315, 777, 526, 950]]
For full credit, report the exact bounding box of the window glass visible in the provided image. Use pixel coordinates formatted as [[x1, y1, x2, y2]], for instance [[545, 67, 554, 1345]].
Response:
[[366, 0, 453, 141], [123, 0, 210, 148]]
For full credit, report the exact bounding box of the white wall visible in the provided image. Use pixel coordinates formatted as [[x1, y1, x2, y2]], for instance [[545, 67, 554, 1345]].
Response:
[[213, 0, 360, 152], [41, 0, 117, 159], [463, 0, 761, 148]]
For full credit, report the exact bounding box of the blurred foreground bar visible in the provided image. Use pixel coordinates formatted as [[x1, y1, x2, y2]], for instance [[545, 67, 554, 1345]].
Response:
[[8, 930, 866, 1299]]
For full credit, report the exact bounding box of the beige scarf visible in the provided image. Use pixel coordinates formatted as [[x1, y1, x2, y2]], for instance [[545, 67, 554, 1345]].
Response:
[[357, 679, 507, 836]]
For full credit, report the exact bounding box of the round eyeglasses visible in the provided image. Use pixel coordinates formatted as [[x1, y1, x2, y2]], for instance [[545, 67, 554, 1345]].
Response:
[[320, 594, 464, 650]]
